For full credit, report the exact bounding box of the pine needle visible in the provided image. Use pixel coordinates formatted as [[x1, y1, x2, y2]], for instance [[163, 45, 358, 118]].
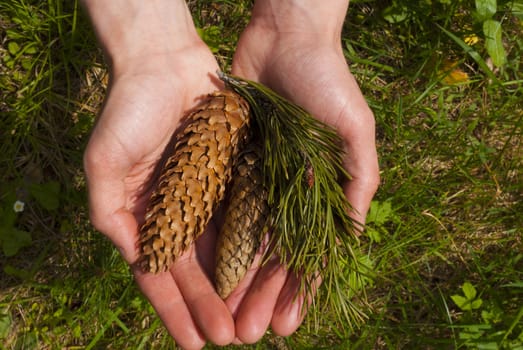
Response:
[[218, 71, 373, 331]]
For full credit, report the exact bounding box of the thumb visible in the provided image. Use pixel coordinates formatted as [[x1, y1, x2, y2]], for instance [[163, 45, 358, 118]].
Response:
[[95, 207, 141, 266], [340, 111, 380, 230], [83, 137, 141, 265]]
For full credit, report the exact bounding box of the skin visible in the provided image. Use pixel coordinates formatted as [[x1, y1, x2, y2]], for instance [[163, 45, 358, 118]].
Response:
[[82, 0, 379, 349]]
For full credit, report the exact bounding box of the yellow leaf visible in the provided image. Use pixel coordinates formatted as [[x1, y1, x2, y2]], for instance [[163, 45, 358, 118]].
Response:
[[438, 60, 470, 85], [443, 68, 470, 84]]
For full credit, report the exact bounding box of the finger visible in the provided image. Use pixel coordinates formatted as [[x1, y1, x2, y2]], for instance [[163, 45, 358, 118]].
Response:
[[98, 208, 141, 264], [339, 104, 380, 228], [99, 208, 210, 350], [134, 269, 207, 350], [223, 233, 270, 318], [325, 71, 379, 227], [193, 219, 218, 279], [270, 272, 308, 336], [223, 256, 262, 321], [234, 257, 288, 344], [344, 171, 379, 229], [171, 247, 235, 346], [223, 237, 270, 345]]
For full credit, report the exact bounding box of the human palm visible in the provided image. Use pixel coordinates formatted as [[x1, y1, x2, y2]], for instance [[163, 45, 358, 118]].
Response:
[[84, 46, 236, 349], [227, 24, 380, 343]]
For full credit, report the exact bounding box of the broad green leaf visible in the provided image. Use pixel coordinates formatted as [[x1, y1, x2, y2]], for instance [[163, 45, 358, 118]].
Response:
[[7, 41, 20, 56], [21, 57, 32, 70], [471, 299, 483, 309], [451, 294, 469, 310], [462, 282, 478, 299], [4, 56, 15, 69], [24, 43, 38, 55], [483, 19, 507, 68], [459, 330, 483, 340], [0, 228, 32, 257], [451, 282, 483, 311], [367, 200, 393, 225], [29, 181, 60, 210], [382, 4, 408, 23], [451, 293, 483, 311], [475, 0, 497, 21], [366, 227, 382, 243], [196, 26, 222, 53]]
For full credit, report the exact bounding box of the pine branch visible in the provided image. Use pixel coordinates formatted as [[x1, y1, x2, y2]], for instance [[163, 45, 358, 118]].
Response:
[[218, 71, 373, 331]]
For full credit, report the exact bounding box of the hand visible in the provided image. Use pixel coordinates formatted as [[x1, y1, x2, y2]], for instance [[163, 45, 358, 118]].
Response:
[[227, 0, 380, 343], [82, 1, 235, 349]]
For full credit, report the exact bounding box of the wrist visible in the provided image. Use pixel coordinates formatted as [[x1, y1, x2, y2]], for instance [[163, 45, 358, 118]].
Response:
[[82, 0, 201, 73], [249, 0, 349, 44]]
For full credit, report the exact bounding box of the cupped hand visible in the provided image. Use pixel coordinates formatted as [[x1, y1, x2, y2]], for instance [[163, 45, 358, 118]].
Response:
[[83, 42, 234, 349], [227, 4, 380, 343]]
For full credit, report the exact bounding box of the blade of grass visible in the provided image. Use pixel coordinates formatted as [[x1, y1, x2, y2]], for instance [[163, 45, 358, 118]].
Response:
[[85, 307, 128, 350], [502, 305, 523, 343]]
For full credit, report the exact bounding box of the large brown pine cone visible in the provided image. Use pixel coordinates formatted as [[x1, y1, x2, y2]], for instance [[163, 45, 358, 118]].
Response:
[[138, 90, 251, 273]]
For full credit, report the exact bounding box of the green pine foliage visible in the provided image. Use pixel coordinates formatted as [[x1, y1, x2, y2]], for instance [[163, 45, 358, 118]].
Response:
[[220, 72, 372, 330]]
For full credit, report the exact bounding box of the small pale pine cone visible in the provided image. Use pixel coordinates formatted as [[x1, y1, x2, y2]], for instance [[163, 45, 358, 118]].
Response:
[[215, 143, 270, 298], [139, 90, 250, 273]]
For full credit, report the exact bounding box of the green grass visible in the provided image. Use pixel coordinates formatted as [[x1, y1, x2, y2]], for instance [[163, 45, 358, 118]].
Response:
[[1, 0, 522, 349]]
